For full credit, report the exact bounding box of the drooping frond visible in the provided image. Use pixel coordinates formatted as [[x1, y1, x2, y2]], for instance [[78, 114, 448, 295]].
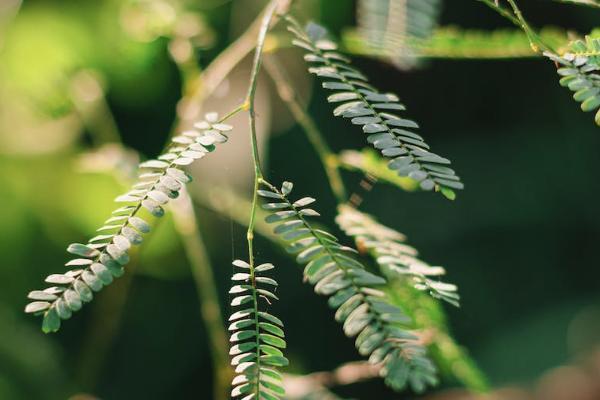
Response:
[[286, 17, 463, 200], [336, 205, 460, 307], [356, 0, 442, 69], [258, 180, 438, 393], [344, 27, 571, 60], [228, 259, 288, 400], [545, 36, 600, 126], [24, 113, 233, 333]]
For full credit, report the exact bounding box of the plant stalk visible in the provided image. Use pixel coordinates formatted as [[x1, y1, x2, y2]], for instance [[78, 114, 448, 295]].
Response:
[[242, 1, 281, 396], [504, 0, 553, 53], [477, 0, 553, 53]]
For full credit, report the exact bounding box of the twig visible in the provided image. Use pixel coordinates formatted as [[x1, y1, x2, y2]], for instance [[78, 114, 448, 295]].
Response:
[[283, 361, 379, 399], [504, 0, 553, 53], [241, 1, 282, 396], [477, 0, 553, 53], [476, 0, 521, 26], [165, 1, 290, 393], [554, 0, 600, 8]]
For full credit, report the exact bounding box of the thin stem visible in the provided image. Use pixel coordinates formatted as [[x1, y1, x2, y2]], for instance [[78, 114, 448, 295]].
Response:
[[282, 361, 379, 397], [221, 103, 247, 123], [477, 0, 553, 53], [171, 188, 231, 400], [263, 56, 348, 203], [244, 0, 281, 179], [167, 1, 288, 393], [504, 0, 552, 53], [476, 0, 521, 26], [243, 1, 281, 395]]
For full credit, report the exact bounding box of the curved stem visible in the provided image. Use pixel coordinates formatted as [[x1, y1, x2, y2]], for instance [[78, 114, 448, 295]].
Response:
[[477, 0, 553, 53], [505, 0, 553, 53], [476, 0, 521, 25], [242, 1, 282, 395]]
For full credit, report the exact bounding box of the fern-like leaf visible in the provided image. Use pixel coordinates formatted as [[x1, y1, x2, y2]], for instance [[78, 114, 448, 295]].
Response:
[[545, 36, 600, 126], [336, 205, 459, 307], [228, 259, 288, 399], [357, 0, 442, 69], [287, 17, 463, 199], [25, 112, 233, 333], [258, 180, 437, 393]]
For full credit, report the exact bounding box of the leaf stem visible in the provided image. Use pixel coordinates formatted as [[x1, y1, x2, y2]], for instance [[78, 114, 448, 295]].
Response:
[[506, 0, 553, 53], [477, 0, 553, 53], [476, 0, 521, 25], [264, 56, 348, 203], [242, 1, 282, 395]]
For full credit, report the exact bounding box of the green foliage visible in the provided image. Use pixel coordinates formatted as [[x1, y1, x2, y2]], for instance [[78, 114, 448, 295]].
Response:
[[287, 17, 464, 198], [336, 205, 460, 307], [25, 113, 233, 332], [345, 26, 572, 60], [22, 1, 597, 397], [334, 207, 487, 389], [258, 180, 438, 393], [356, 0, 441, 68], [545, 35, 600, 126], [228, 259, 288, 400]]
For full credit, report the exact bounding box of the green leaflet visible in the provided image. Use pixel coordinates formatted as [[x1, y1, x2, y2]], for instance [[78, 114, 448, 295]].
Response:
[[336, 205, 460, 307], [287, 16, 464, 199], [545, 35, 600, 126], [25, 113, 234, 333], [258, 180, 438, 394], [228, 260, 288, 399]]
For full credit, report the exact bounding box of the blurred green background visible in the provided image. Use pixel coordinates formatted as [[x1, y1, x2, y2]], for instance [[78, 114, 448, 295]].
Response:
[[1, 0, 599, 399]]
